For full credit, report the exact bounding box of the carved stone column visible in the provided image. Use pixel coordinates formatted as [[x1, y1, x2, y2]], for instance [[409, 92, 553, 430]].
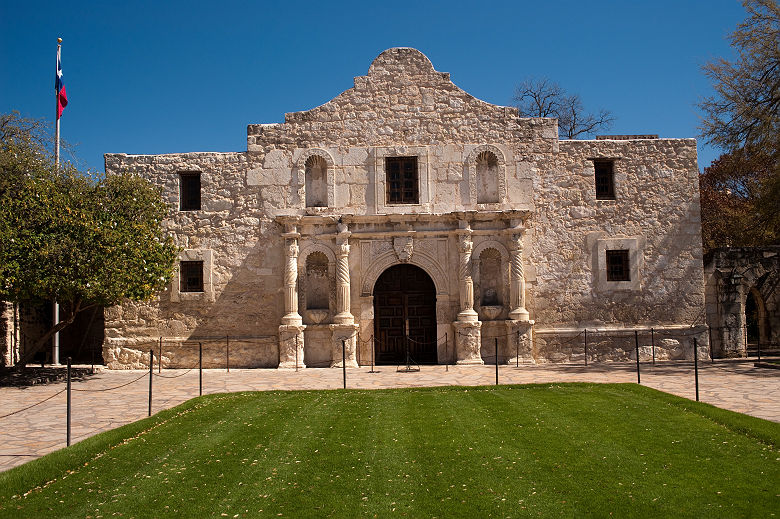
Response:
[[331, 222, 358, 367], [334, 225, 354, 325], [456, 227, 478, 322], [279, 225, 305, 369], [508, 229, 530, 321], [455, 222, 482, 364]]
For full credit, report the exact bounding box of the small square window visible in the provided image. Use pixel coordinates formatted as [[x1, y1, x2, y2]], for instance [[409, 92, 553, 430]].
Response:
[[180, 261, 204, 292], [385, 157, 418, 204], [180, 172, 201, 211], [594, 160, 615, 200], [606, 250, 630, 282]]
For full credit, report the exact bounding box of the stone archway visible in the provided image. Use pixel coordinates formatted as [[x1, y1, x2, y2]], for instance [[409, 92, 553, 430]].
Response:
[[373, 264, 437, 364]]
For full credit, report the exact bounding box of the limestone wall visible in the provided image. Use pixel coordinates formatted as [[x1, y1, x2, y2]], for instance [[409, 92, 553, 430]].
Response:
[[103, 152, 283, 368], [528, 139, 706, 335], [100, 48, 709, 367]]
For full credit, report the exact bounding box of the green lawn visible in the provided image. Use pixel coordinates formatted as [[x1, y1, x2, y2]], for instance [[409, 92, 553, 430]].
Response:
[[1, 384, 777, 518]]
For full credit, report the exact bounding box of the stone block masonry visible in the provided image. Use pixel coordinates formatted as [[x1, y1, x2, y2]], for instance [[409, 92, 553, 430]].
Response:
[[97, 47, 708, 369]]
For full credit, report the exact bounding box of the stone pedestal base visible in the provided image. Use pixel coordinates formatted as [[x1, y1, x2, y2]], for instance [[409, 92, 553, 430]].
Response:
[[454, 320, 483, 365], [330, 324, 359, 368], [506, 319, 534, 365], [508, 307, 530, 321], [278, 324, 306, 369]]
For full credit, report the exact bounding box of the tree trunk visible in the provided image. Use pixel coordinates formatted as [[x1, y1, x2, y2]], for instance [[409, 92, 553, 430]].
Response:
[[15, 300, 94, 368]]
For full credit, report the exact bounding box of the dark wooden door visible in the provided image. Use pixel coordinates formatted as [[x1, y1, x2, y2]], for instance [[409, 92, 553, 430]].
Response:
[[374, 264, 437, 364]]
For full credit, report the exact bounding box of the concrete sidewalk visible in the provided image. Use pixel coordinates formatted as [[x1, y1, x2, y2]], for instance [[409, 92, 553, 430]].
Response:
[[1, 359, 777, 472]]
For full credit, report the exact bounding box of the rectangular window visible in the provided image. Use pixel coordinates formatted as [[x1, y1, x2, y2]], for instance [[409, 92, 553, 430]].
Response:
[[180, 172, 201, 211], [594, 160, 615, 200], [180, 261, 204, 292], [385, 157, 418, 204], [606, 250, 630, 282]]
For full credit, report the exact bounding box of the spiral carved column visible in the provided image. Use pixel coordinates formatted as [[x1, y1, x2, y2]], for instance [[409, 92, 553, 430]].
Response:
[[508, 231, 529, 321], [331, 224, 358, 367], [334, 229, 353, 325]]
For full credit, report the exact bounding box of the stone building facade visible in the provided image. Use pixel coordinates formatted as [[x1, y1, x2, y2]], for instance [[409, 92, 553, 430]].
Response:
[[99, 48, 709, 369]]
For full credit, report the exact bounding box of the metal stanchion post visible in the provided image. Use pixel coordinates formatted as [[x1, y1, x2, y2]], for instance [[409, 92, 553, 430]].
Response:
[[342, 339, 347, 389], [446, 333, 449, 372], [148, 349, 153, 417], [635, 330, 641, 384], [199, 342, 203, 396], [708, 325, 714, 363], [757, 339, 762, 363], [495, 338, 499, 386], [651, 328, 655, 366], [227, 335, 230, 373], [66, 357, 72, 446], [158, 336, 162, 373], [584, 328, 588, 367], [694, 338, 699, 402], [369, 335, 376, 373]]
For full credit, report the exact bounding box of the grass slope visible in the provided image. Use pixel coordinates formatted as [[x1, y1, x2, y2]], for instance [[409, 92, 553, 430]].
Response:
[[0, 383, 777, 518]]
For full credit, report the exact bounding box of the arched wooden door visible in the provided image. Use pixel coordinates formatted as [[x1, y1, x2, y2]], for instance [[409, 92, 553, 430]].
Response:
[[373, 264, 437, 364]]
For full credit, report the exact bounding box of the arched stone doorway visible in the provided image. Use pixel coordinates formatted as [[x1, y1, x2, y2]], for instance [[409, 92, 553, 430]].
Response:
[[745, 286, 770, 354], [373, 264, 437, 364]]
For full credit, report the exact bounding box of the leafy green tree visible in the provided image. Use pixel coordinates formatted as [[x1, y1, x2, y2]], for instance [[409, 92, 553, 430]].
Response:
[[698, 0, 779, 250], [0, 113, 178, 364], [700, 149, 777, 252]]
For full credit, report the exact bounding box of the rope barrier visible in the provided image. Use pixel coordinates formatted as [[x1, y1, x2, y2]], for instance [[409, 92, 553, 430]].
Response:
[[0, 388, 67, 419], [72, 371, 149, 392], [532, 330, 585, 345], [152, 367, 196, 379]]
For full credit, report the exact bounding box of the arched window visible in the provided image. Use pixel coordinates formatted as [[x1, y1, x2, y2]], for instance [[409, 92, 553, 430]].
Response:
[[305, 156, 327, 207], [305, 252, 329, 310], [478, 248, 502, 306], [476, 151, 499, 204]]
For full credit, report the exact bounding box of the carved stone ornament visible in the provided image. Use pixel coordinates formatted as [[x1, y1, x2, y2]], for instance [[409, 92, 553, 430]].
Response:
[[393, 236, 414, 263]]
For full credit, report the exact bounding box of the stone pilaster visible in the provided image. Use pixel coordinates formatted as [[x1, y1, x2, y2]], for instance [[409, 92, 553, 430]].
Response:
[[281, 229, 302, 326], [330, 324, 359, 368], [506, 319, 534, 365], [454, 221, 481, 364], [278, 324, 306, 369], [279, 222, 305, 368], [334, 224, 354, 325], [456, 224, 478, 322], [508, 227, 529, 321]]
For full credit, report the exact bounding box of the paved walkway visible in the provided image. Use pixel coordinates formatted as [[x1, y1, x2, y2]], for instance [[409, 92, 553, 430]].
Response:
[[1, 359, 777, 472]]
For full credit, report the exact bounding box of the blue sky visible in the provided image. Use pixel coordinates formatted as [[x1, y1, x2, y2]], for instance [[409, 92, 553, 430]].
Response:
[[1, 0, 746, 173]]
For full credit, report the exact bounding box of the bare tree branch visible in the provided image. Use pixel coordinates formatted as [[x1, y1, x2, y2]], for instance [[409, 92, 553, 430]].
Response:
[[513, 78, 614, 139]]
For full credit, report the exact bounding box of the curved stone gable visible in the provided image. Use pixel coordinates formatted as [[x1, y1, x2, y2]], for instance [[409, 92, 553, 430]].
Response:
[[248, 48, 547, 149]]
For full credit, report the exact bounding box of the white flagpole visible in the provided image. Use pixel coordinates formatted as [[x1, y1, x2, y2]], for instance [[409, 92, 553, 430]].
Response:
[[54, 37, 62, 168], [53, 37, 62, 365]]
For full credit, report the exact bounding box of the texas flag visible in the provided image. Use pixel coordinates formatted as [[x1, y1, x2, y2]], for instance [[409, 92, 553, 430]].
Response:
[[55, 46, 68, 119]]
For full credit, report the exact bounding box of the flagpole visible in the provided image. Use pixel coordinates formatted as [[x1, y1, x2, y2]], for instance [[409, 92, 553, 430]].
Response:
[[53, 37, 62, 366], [54, 37, 61, 168]]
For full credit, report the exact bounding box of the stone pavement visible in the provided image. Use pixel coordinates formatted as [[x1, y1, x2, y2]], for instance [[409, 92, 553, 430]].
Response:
[[1, 359, 777, 472]]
